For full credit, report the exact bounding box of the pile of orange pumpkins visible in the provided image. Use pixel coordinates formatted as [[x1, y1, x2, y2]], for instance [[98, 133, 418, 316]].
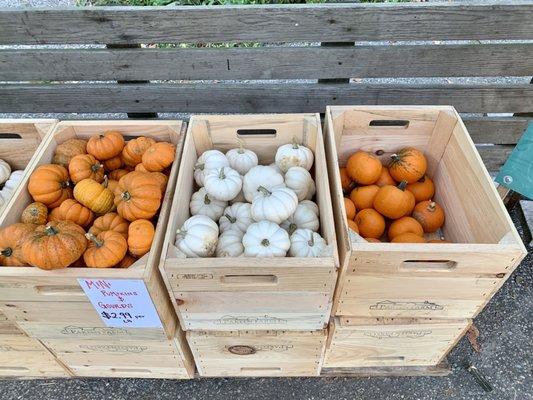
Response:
[[0, 132, 175, 270], [340, 147, 448, 243]]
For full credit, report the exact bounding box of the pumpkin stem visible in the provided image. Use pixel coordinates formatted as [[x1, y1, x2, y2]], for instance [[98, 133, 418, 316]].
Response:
[[397, 181, 408, 191], [195, 162, 205, 172], [121, 191, 131, 201], [103, 175, 109, 188], [308, 233, 315, 247], [218, 167, 226, 180], [418, 175, 426, 183], [260, 238, 270, 247], [428, 201, 437, 212], [0, 247, 12, 257], [224, 213, 237, 224], [60, 180, 70, 189], [390, 153, 400, 164], [236, 138, 246, 154], [85, 232, 104, 248], [92, 163, 103, 173], [288, 223, 297, 236], [203, 194, 211, 205], [257, 185, 272, 196], [291, 136, 300, 149], [175, 228, 187, 238], [44, 225, 59, 236]]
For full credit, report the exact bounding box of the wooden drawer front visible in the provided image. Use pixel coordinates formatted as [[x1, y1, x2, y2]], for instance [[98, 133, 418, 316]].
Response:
[[0, 336, 69, 377], [188, 330, 326, 377], [0, 276, 88, 302], [324, 319, 469, 368], [177, 291, 331, 331], [336, 275, 500, 318], [0, 301, 101, 324], [42, 338, 191, 379]]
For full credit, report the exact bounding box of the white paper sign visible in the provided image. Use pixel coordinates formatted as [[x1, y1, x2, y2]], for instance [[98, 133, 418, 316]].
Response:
[[78, 279, 163, 328]]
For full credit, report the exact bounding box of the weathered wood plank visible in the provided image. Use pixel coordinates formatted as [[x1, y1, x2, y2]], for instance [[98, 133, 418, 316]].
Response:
[[0, 84, 531, 114], [463, 117, 530, 144], [476, 144, 516, 171], [321, 360, 451, 377], [1, 43, 532, 81], [1, 3, 533, 45]]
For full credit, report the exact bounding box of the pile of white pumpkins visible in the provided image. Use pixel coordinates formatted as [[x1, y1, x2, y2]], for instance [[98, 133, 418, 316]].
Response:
[[0, 159, 24, 210], [175, 140, 328, 258]]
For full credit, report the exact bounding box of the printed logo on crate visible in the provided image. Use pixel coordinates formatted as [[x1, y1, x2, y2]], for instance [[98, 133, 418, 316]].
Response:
[[369, 300, 444, 311], [78, 344, 149, 354], [175, 273, 214, 280], [214, 315, 288, 326], [362, 330, 433, 339], [60, 325, 130, 336]]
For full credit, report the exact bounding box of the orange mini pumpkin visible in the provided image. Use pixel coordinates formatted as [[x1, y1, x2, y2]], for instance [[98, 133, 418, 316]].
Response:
[[388, 147, 427, 183], [346, 151, 382, 185], [151, 172, 168, 195], [89, 212, 129, 239], [388, 216, 424, 240], [68, 154, 105, 184], [121, 137, 156, 167], [135, 163, 149, 173], [108, 169, 129, 181], [84, 231, 128, 269], [103, 155, 124, 172], [115, 254, 137, 269], [375, 167, 397, 187], [52, 138, 87, 167], [49, 199, 94, 228], [114, 172, 162, 222], [128, 219, 155, 257], [28, 164, 73, 208], [406, 175, 435, 202], [412, 200, 445, 233], [142, 142, 176, 172], [86, 131, 125, 161], [21, 202, 48, 225], [347, 219, 359, 234], [350, 185, 379, 210], [355, 209, 385, 239], [391, 232, 426, 243], [339, 167, 355, 194], [0, 223, 35, 266], [344, 198, 356, 220], [373, 181, 412, 219]]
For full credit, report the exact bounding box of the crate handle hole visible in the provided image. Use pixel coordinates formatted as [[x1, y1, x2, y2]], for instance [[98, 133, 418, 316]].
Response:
[[400, 260, 457, 271], [35, 285, 85, 296], [0, 133, 23, 139], [237, 129, 277, 138], [366, 356, 405, 361], [240, 367, 282, 373], [0, 366, 30, 372], [110, 368, 152, 374], [369, 120, 410, 128], [228, 345, 257, 355], [221, 274, 278, 286]]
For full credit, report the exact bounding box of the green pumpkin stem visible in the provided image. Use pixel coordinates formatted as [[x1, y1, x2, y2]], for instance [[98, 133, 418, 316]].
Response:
[[175, 228, 186, 238], [236, 138, 246, 154], [0, 247, 13, 257], [291, 136, 300, 149], [218, 168, 226, 180], [203, 194, 211, 205], [390, 153, 400, 164], [92, 163, 103, 173], [308, 233, 315, 247], [428, 201, 437, 212], [260, 238, 270, 247], [44, 225, 59, 236], [85, 232, 103, 248], [121, 191, 131, 201], [60, 180, 70, 189], [288, 223, 297, 236], [397, 181, 408, 191], [195, 162, 205, 171], [257, 185, 272, 196], [225, 213, 237, 224]]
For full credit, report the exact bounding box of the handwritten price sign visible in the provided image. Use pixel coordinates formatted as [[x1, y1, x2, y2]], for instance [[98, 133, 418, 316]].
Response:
[[78, 279, 163, 328]]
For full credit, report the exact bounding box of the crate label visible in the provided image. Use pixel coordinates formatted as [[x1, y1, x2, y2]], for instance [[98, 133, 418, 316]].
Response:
[[78, 344, 148, 353], [60, 325, 130, 336], [369, 300, 444, 311], [214, 315, 288, 326], [363, 330, 432, 339], [78, 279, 162, 328]]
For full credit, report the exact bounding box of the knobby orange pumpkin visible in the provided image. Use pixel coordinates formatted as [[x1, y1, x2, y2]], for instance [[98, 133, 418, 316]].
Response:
[[350, 185, 379, 210], [142, 142, 176, 172], [89, 212, 129, 239], [151, 172, 168, 195], [86, 131, 125, 161], [73, 178, 115, 214], [346, 151, 383, 185], [84, 231, 128, 268], [121, 137, 156, 167], [135, 163, 149, 173], [347, 219, 359, 234], [388, 147, 427, 183], [344, 198, 356, 220], [127, 219, 155, 257], [108, 169, 129, 181], [114, 172, 162, 222], [406, 175, 435, 202], [388, 216, 424, 240], [48, 199, 94, 228], [102, 155, 124, 172], [375, 167, 397, 187], [355, 208, 385, 239], [373, 181, 412, 219], [339, 167, 355, 194], [412, 200, 445, 233], [28, 164, 73, 208], [0, 223, 35, 266], [391, 232, 426, 243], [52, 138, 87, 167], [115, 254, 137, 269], [21, 221, 87, 270], [68, 154, 105, 184], [21, 202, 48, 225]]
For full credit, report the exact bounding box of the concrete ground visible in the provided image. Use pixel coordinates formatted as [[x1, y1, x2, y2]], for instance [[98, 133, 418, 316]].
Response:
[[0, 205, 531, 400]]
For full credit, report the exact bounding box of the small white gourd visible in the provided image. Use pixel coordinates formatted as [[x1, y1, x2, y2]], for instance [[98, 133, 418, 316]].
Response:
[[194, 150, 229, 187], [175, 215, 219, 257], [204, 166, 243, 201], [242, 165, 284, 202], [2, 170, 24, 192], [281, 200, 320, 234], [275, 139, 314, 172], [243, 221, 290, 257], [190, 187, 227, 221], [0, 160, 11, 185], [284, 166, 316, 201], [226, 143, 258, 175], [219, 202, 253, 234], [289, 228, 327, 258], [251, 186, 298, 224], [216, 229, 244, 257]]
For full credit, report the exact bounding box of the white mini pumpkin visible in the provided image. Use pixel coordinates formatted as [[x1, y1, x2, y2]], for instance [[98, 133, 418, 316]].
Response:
[[190, 187, 227, 221], [175, 215, 219, 257], [275, 140, 314, 172], [216, 229, 244, 257], [2, 170, 24, 192], [219, 202, 253, 234], [251, 186, 298, 224], [0, 160, 11, 185], [243, 221, 290, 257], [194, 150, 229, 187], [242, 165, 284, 202], [284, 166, 316, 201], [204, 166, 242, 201], [226, 144, 258, 175], [289, 228, 327, 258], [281, 200, 320, 234], [269, 162, 283, 175]]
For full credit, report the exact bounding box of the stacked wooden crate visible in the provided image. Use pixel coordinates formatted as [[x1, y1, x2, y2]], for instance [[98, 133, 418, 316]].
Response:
[[158, 114, 338, 377], [0, 121, 195, 379], [322, 106, 527, 371]]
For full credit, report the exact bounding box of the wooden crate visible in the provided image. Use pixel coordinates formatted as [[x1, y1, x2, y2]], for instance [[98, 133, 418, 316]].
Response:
[[188, 329, 327, 377], [0, 335, 70, 378], [323, 317, 470, 368], [324, 106, 527, 319], [159, 114, 338, 331]]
